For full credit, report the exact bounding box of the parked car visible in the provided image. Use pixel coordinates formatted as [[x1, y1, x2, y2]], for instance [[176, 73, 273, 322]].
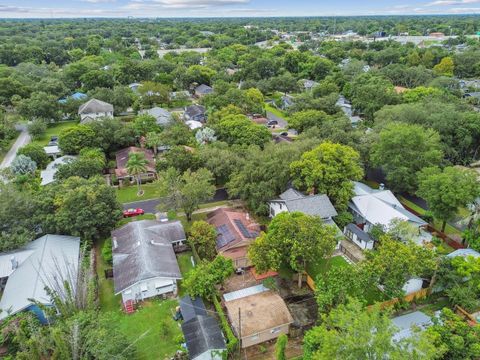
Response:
[[267, 120, 278, 126], [50, 136, 58, 142], [123, 208, 145, 217]]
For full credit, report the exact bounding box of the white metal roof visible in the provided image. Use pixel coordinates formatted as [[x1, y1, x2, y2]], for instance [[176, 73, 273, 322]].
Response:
[[223, 284, 268, 302], [447, 248, 480, 259]]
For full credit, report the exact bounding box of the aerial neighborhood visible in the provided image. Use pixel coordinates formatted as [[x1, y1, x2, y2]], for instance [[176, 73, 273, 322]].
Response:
[[1, 13, 480, 360]]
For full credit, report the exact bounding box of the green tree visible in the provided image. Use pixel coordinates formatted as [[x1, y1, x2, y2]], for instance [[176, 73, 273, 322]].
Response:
[[417, 166, 480, 232], [126, 152, 149, 196], [58, 125, 97, 155], [425, 308, 480, 360], [0, 183, 37, 251], [188, 221, 217, 261], [137, 81, 170, 107], [249, 212, 337, 288], [287, 110, 332, 133], [371, 123, 443, 193], [145, 131, 162, 156], [17, 92, 62, 122], [184, 256, 234, 300], [26, 119, 47, 140], [36, 176, 122, 240], [303, 299, 440, 360], [17, 143, 49, 169], [214, 114, 271, 147], [157, 167, 215, 221], [433, 56, 454, 77], [290, 142, 363, 211], [402, 86, 444, 103], [131, 114, 160, 137], [186, 65, 216, 85]]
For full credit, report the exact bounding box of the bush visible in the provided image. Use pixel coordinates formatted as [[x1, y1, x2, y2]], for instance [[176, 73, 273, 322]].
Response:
[[101, 238, 113, 265], [27, 119, 47, 140], [275, 334, 288, 360], [17, 143, 49, 169], [334, 211, 353, 229], [213, 295, 238, 354]]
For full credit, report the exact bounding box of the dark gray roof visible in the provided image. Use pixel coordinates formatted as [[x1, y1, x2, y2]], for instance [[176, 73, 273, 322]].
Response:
[[185, 104, 205, 118], [274, 189, 338, 219], [182, 316, 226, 359], [345, 223, 374, 243], [112, 220, 183, 294], [195, 84, 213, 94], [78, 98, 113, 114], [180, 295, 207, 322]]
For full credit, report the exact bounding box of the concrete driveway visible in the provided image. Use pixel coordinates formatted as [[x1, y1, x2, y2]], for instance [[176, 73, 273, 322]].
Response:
[[266, 111, 288, 129]]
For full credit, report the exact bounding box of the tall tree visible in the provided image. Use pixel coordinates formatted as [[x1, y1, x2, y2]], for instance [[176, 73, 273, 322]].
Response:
[[417, 166, 480, 232], [290, 142, 363, 211], [188, 221, 218, 261], [249, 212, 337, 288], [371, 123, 443, 193], [126, 152, 149, 196]]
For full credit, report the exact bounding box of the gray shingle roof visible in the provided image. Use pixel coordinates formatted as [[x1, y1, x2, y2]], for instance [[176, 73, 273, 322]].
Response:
[[195, 84, 213, 94], [182, 316, 226, 359], [0, 235, 80, 320], [185, 104, 206, 118], [78, 98, 114, 114], [139, 107, 173, 126], [274, 189, 338, 219], [345, 223, 374, 243], [180, 295, 207, 322], [112, 220, 183, 294]]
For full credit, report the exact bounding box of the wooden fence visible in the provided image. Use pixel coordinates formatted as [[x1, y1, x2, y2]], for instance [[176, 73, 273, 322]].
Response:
[[373, 288, 429, 310]]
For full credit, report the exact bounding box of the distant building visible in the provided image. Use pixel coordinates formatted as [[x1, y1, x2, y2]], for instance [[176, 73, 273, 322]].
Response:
[[223, 285, 293, 348], [112, 220, 184, 305], [58, 92, 87, 104], [115, 147, 156, 181], [391, 311, 433, 343], [194, 84, 213, 97], [0, 235, 80, 323], [139, 107, 173, 126], [184, 104, 206, 122], [78, 98, 114, 123]]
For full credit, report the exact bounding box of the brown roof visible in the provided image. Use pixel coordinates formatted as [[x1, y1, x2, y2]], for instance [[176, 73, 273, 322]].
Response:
[[115, 147, 156, 177], [207, 208, 260, 252], [224, 291, 293, 337]]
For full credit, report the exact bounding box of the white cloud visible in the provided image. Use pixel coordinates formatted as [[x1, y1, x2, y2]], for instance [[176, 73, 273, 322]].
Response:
[[80, 0, 117, 3], [425, 0, 480, 6]]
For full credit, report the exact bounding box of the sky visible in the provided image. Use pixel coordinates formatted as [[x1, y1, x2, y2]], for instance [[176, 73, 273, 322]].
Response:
[[2, 0, 480, 18]]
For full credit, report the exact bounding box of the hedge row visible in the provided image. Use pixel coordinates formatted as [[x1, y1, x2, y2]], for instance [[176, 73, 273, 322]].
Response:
[[213, 294, 239, 354]]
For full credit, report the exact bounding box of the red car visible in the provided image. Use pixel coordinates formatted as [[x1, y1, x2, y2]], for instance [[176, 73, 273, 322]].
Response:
[[123, 208, 145, 218]]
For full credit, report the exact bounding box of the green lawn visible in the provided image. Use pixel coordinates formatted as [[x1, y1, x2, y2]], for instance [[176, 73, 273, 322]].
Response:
[[177, 252, 195, 296], [265, 103, 289, 120], [112, 299, 183, 360], [30, 121, 77, 146], [96, 237, 121, 312], [117, 213, 156, 227], [116, 183, 161, 204]]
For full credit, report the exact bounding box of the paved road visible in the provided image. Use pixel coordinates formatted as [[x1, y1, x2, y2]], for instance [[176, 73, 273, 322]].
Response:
[[0, 129, 31, 169], [123, 188, 230, 213], [266, 111, 288, 129]]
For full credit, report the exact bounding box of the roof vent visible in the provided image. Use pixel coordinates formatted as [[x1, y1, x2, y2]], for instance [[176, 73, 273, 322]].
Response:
[[379, 183, 385, 190]]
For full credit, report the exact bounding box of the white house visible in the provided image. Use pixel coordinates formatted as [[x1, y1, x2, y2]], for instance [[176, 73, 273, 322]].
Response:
[[112, 220, 185, 305], [0, 235, 80, 323], [78, 98, 114, 123], [40, 155, 78, 186], [343, 223, 375, 250], [349, 182, 427, 234]]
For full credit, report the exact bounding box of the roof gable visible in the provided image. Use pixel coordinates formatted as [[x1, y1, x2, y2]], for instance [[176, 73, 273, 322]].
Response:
[[78, 98, 113, 114]]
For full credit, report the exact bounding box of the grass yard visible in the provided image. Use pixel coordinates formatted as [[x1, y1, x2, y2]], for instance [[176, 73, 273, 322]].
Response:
[[95, 237, 121, 312], [30, 121, 77, 146], [306, 256, 385, 304], [177, 212, 208, 233], [177, 252, 195, 296], [116, 183, 161, 204], [118, 213, 156, 227], [112, 299, 183, 360], [265, 103, 289, 120]]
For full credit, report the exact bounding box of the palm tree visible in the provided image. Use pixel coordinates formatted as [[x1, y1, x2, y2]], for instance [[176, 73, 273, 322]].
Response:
[[126, 152, 149, 196], [145, 131, 162, 156]]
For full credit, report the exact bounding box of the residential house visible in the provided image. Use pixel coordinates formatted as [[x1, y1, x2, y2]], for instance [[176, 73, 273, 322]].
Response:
[[446, 248, 480, 259], [300, 79, 319, 91], [43, 145, 61, 158], [180, 295, 226, 360], [184, 104, 206, 123], [186, 120, 203, 130], [391, 311, 433, 343], [343, 223, 375, 250], [78, 98, 114, 123], [348, 182, 428, 243], [58, 92, 87, 104], [223, 285, 294, 348], [269, 188, 338, 224], [170, 90, 191, 101], [207, 208, 260, 269], [128, 82, 142, 93], [112, 220, 184, 305], [115, 147, 156, 182], [0, 235, 80, 323], [194, 84, 213, 97], [281, 94, 295, 110], [139, 107, 173, 126], [336, 95, 362, 126], [40, 155, 78, 186]]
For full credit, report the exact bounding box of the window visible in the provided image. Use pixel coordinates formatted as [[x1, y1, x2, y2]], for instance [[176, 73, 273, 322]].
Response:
[[345, 229, 353, 240], [249, 334, 259, 341]]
